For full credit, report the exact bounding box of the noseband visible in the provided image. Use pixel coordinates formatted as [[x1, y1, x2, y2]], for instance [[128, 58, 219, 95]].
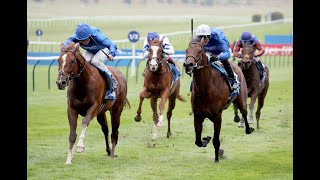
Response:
[[58, 50, 86, 84]]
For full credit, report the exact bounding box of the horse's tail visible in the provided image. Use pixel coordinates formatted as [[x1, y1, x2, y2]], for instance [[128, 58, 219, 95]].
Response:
[[177, 94, 187, 102], [124, 97, 131, 109]]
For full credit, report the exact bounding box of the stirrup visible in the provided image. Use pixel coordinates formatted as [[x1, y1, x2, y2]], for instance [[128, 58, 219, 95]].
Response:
[[105, 91, 116, 100]]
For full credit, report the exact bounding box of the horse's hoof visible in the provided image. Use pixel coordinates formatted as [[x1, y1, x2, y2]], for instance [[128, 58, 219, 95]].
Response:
[[65, 161, 72, 164], [134, 115, 141, 122], [76, 146, 85, 153], [157, 120, 164, 127], [234, 116, 240, 122], [246, 127, 255, 134]]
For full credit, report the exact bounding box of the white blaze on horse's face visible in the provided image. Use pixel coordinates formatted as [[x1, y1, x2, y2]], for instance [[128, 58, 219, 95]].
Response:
[[61, 54, 67, 72], [149, 45, 160, 71]]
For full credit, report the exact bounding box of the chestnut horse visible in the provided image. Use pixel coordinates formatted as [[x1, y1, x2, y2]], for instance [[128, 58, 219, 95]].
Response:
[[56, 42, 130, 164], [183, 38, 254, 163], [236, 43, 269, 130], [134, 38, 186, 139]]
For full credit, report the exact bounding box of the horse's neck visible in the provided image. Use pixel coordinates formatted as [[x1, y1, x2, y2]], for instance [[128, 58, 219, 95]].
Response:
[[74, 59, 94, 83], [193, 66, 215, 92]]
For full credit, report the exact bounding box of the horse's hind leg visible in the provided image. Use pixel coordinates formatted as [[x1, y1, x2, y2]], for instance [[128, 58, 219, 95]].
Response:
[[66, 109, 78, 164], [239, 108, 255, 134], [97, 113, 111, 157], [233, 103, 240, 123]]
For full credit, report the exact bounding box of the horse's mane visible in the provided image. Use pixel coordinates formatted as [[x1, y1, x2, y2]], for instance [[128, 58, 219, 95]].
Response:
[[191, 36, 201, 43], [60, 42, 81, 54]]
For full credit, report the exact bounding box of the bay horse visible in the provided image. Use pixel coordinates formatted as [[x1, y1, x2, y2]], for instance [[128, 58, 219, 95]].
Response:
[[183, 38, 254, 163], [134, 38, 186, 139], [56, 42, 130, 164], [237, 42, 269, 130]]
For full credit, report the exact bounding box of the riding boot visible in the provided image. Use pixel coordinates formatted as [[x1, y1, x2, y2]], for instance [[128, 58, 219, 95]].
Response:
[[167, 57, 175, 66], [221, 60, 238, 90], [103, 72, 117, 100], [255, 59, 266, 81]]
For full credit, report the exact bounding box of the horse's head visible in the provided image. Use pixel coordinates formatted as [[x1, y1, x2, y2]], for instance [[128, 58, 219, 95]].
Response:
[[147, 38, 164, 72], [183, 38, 208, 76], [56, 42, 85, 90], [238, 42, 256, 69]]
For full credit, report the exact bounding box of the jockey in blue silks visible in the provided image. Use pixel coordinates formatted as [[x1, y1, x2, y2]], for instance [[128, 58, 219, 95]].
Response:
[[194, 24, 238, 90], [63, 23, 118, 100]]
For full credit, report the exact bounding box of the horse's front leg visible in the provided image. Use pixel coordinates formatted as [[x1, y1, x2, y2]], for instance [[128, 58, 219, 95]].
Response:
[[76, 105, 99, 153], [194, 114, 207, 147], [66, 108, 78, 164], [150, 96, 159, 139], [134, 88, 152, 122], [157, 88, 170, 127], [212, 113, 222, 163]]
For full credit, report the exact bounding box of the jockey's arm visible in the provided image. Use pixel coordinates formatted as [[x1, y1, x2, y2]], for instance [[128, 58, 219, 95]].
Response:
[[254, 39, 265, 57], [142, 38, 150, 59], [162, 37, 175, 55], [232, 40, 242, 58]]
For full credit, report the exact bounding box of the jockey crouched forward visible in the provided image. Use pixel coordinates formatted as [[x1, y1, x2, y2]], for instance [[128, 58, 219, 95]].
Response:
[[194, 24, 239, 90], [233, 31, 267, 82], [63, 23, 118, 101], [142, 32, 176, 75]]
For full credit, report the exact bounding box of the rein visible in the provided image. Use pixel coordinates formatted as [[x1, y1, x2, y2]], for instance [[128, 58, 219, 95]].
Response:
[[59, 50, 87, 80], [186, 42, 209, 70]]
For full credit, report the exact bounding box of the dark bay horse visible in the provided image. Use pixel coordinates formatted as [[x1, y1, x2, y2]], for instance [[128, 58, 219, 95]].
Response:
[[237, 43, 269, 130], [134, 38, 186, 139], [183, 38, 254, 163], [56, 42, 130, 164]]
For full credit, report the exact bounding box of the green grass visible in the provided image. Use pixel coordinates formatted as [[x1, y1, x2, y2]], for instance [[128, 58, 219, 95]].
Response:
[[27, 64, 293, 179]]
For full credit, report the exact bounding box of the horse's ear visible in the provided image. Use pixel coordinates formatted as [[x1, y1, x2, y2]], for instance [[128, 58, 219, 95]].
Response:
[[74, 42, 80, 49], [199, 37, 205, 46], [60, 43, 65, 51]]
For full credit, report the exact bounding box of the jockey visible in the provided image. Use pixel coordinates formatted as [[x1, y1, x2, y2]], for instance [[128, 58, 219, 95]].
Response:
[[194, 24, 238, 90], [63, 23, 118, 100], [142, 32, 175, 66], [233, 31, 267, 80]]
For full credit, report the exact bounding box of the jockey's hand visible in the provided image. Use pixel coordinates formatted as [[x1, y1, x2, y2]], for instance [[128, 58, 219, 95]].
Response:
[[210, 55, 219, 63], [107, 55, 114, 61]]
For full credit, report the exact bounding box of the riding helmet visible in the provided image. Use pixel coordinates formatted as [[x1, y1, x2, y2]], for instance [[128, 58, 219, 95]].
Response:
[[147, 32, 159, 41], [196, 24, 211, 36], [240, 32, 253, 42], [75, 23, 92, 40]]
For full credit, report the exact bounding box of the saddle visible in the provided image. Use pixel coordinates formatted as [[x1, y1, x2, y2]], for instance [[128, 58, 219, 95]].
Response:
[[167, 62, 181, 89], [210, 61, 240, 98]]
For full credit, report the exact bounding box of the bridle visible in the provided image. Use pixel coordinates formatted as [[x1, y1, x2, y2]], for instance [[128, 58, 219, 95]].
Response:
[[58, 50, 86, 84], [184, 42, 209, 75]]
